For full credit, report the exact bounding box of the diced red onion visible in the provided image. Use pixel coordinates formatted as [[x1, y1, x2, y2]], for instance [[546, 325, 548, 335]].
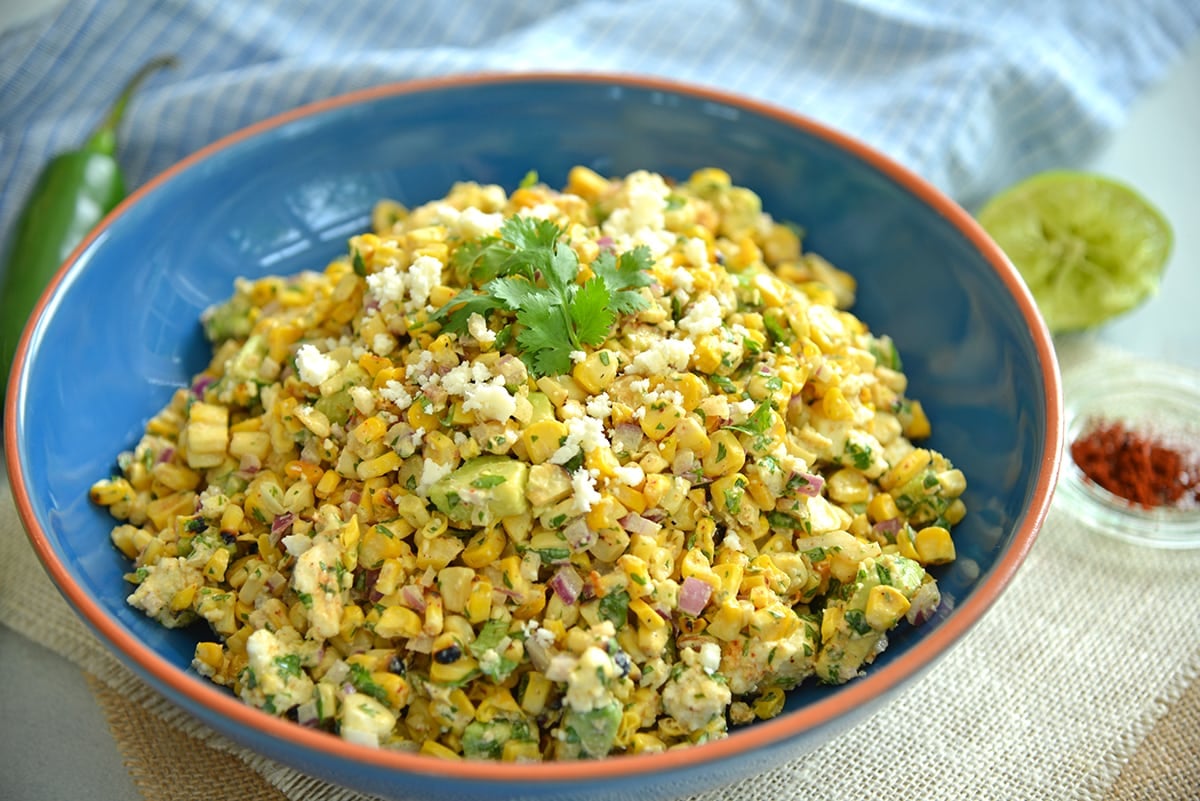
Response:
[[872, 517, 902, 536], [678, 576, 713, 616], [191, 375, 214, 397], [563, 517, 596, 550], [813, 362, 835, 384], [266, 571, 288, 592], [323, 660, 350, 686], [549, 565, 584, 605], [620, 512, 662, 537], [296, 701, 320, 727], [400, 585, 427, 613], [641, 508, 667, 523], [270, 511, 295, 538], [906, 581, 942, 626], [237, 453, 261, 476], [597, 235, 615, 252], [156, 447, 175, 465], [791, 471, 825, 498], [346, 489, 362, 505]]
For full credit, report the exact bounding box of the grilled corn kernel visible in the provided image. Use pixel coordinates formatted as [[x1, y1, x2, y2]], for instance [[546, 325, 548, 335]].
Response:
[[865, 584, 911, 629], [914, 525, 956, 564]]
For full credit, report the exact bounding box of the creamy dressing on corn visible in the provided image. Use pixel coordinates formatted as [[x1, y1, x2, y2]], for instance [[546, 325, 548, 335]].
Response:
[[93, 166, 967, 761]]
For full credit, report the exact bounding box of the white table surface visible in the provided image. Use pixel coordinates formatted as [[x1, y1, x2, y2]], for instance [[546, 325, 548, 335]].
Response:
[[1, 2, 1197, 796]]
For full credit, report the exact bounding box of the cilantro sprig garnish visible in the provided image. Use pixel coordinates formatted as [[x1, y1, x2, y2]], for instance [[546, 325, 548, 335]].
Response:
[[433, 215, 653, 377]]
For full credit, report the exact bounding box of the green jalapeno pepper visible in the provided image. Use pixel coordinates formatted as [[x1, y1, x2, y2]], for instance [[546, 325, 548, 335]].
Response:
[[1, 55, 176, 402]]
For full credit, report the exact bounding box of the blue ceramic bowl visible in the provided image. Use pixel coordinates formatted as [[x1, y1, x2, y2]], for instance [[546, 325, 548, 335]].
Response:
[[5, 73, 1062, 801]]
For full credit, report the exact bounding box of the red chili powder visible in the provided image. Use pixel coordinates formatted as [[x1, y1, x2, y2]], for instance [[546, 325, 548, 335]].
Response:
[[1070, 418, 1200, 510]]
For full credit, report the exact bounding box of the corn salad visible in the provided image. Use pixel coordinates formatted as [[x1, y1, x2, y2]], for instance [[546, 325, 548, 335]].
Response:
[[90, 167, 966, 760]]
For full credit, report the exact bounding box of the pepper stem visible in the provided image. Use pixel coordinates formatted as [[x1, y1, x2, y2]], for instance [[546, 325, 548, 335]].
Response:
[[86, 54, 178, 155]]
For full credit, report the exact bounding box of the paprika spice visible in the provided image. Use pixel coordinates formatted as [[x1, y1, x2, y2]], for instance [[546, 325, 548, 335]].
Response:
[[1070, 418, 1200, 510]]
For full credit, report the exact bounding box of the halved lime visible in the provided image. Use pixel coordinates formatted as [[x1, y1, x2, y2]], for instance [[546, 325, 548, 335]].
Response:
[[977, 171, 1173, 333]]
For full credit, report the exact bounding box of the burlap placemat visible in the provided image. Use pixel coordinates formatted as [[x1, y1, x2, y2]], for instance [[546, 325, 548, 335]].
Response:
[[3, 345, 1198, 801]]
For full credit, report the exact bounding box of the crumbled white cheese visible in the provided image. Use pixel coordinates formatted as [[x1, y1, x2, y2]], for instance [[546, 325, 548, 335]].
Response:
[[549, 416, 610, 466], [467, 312, 496, 344], [405, 255, 442, 309], [683, 237, 709, 270], [372, 333, 396, 356], [349, 385, 376, 416], [365, 264, 406, 303], [614, 462, 645, 487], [565, 646, 618, 712], [462, 381, 517, 422], [679, 294, 723, 335], [585, 392, 612, 419], [570, 468, 601, 514], [569, 350, 588, 364], [417, 458, 453, 495], [379, 380, 413, 411], [671, 266, 696, 295], [457, 207, 504, 240], [698, 641, 722, 675], [295, 344, 339, 386], [625, 337, 695, 376]]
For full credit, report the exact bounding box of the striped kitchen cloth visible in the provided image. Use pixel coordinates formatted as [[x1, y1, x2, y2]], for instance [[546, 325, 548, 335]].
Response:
[[0, 0, 1197, 269]]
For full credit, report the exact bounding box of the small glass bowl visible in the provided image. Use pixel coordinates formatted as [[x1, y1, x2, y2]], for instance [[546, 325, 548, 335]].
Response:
[[1055, 359, 1200, 549]]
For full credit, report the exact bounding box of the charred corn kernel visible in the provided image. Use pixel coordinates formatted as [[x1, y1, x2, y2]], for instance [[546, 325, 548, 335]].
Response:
[[914, 526, 956, 564], [943, 498, 967, 526], [867, 492, 900, 523], [169, 584, 196, 612], [357, 450, 403, 480], [420, 740, 461, 759], [314, 469, 341, 499], [522, 420, 569, 464], [423, 431, 459, 467], [284, 459, 324, 486], [151, 462, 200, 492], [371, 671, 411, 711], [572, 350, 618, 394], [586, 446, 621, 478], [865, 584, 911, 629], [881, 448, 931, 491], [640, 473, 672, 509], [711, 562, 744, 602], [703, 430, 745, 477], [565, 165, 609, 200], [937, 469, 967, 498], [519, 669, 554, 715], [203, 548, 230, 581], [753, 687, 786, 720], [90, 478, 134, 506], [821, 386, 855, 421], [194, 642, 224, 672], [706, 598, 746, 641], [904, 399, 932, 438], [896, 527, 920, 561], [476, 688, 521, 722], [461, 526, 505, 568], [629, 597, 667, 629], [352, 415, 389, 445], [374, 605, 423, 639], [671, 415, 711, 455], [693, 335, 724, 374], [406, 401, 441, 432], [146, 493, 196, 532], [609, 483, 646, 514], [465, 578, 493, 624], [395, 493, 431, 528], [430, 655, 479, 685], [826, 468, 870, 504], [290, 404, 330, 439], [586, 494, 627, 532]]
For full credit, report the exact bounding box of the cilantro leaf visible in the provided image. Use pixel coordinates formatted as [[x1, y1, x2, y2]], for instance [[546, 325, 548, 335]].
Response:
[[571, 277, 616, 347], [431, 211, 654, 377]]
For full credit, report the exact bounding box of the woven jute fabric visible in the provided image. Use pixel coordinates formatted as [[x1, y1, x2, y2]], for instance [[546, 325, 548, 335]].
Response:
[[3, 346, 1199, 801]]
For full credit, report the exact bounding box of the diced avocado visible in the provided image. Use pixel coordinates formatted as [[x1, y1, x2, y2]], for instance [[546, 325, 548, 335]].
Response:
[[560, 701, 622, 759], [313, 365, 369, 425], [429, 456, 529, 526], [461, 718, 532, 760], [814, 553, 925, 684], [527, 391, 554, 424], [202, 292, 255, 344]]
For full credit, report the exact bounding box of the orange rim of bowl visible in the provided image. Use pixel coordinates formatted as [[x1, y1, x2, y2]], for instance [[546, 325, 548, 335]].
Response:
[[3, 71, 1063, 785]]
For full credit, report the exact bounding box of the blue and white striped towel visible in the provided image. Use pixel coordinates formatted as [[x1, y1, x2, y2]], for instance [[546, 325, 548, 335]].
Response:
[[1, 0, 1198, 267]]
